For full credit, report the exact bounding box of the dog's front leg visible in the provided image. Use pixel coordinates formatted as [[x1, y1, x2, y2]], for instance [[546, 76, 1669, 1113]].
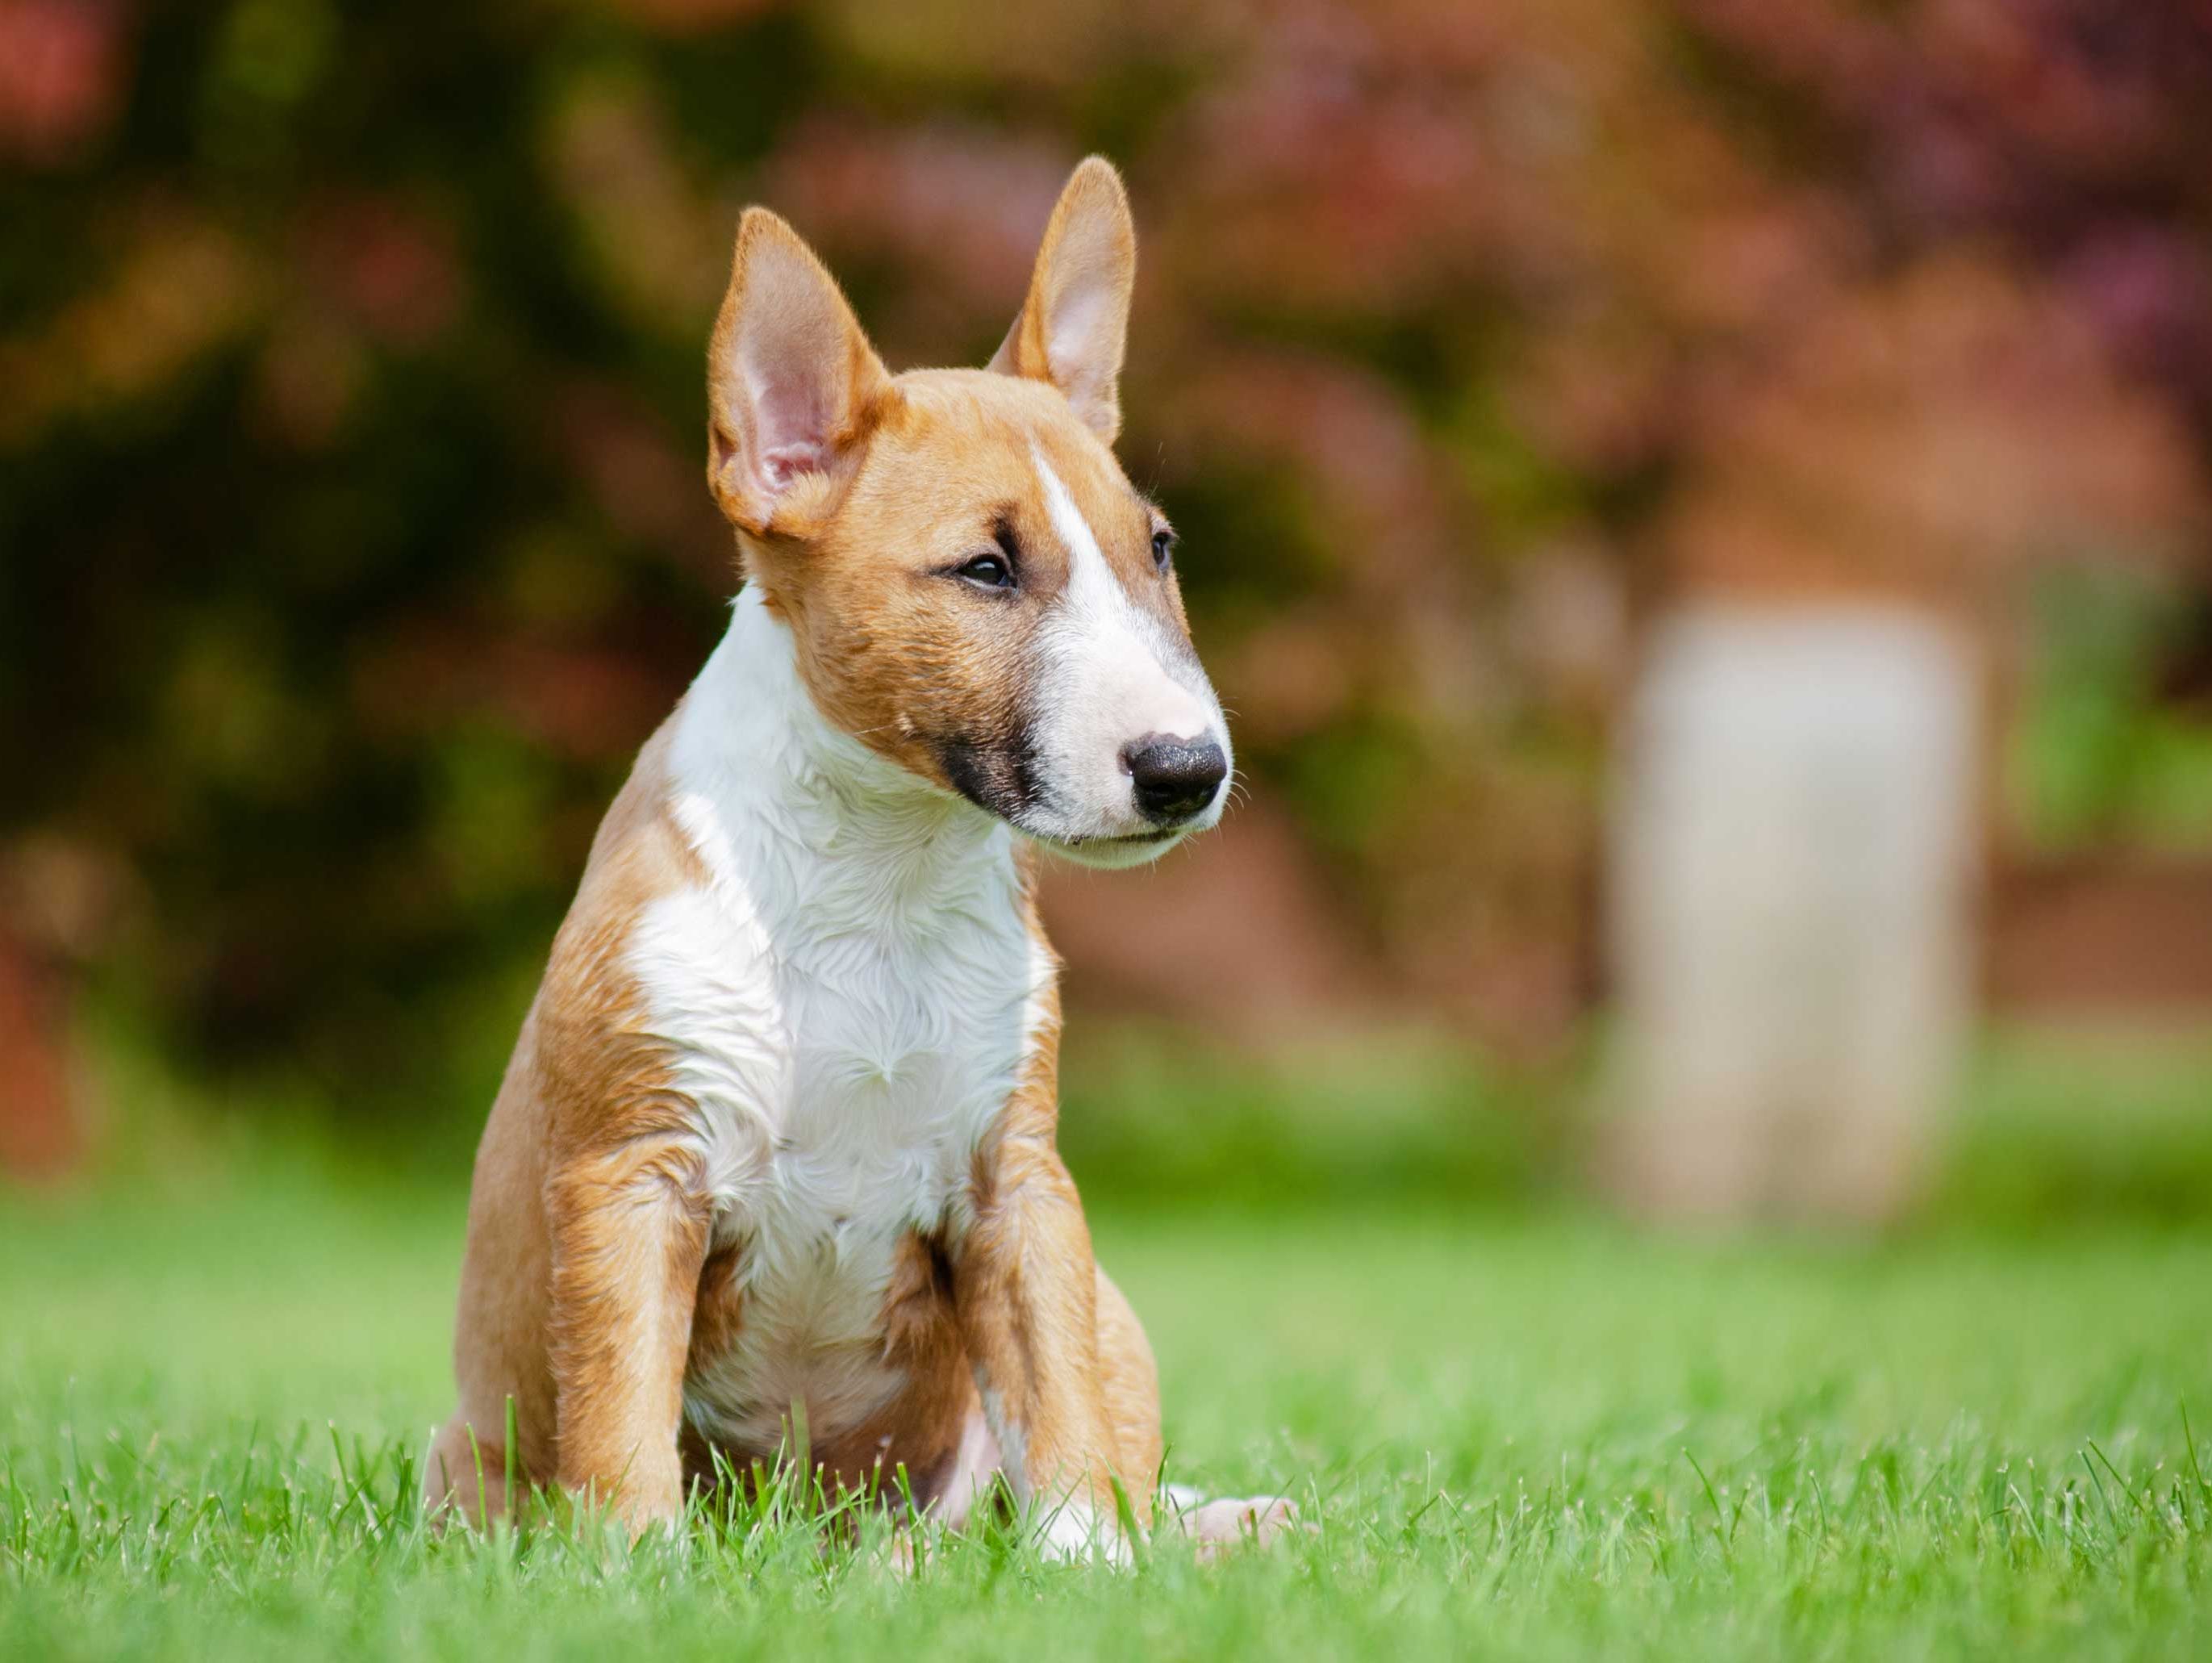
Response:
[[953, 1126, 1142, 1561], [545, 1131, 711, 1536]]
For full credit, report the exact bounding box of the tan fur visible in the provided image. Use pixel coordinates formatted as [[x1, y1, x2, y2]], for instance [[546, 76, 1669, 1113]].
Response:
[[990, 157, 1136, 443], [430, 723, 721, 1529], [757, 372, 1186, 805], [432, 158, 1209, 1547]]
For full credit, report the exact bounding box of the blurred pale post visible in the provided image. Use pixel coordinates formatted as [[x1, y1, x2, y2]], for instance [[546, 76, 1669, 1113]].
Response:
[[1606, 606, 1980, 1222]]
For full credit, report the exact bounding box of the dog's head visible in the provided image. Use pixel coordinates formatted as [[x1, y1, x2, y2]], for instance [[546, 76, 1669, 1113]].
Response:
[[703, 159, 1229, 869]]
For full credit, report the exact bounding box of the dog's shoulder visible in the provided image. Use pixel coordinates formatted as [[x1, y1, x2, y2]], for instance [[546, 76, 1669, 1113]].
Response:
[[545, 717, 700, 980], [523, 715, 712, 1147]]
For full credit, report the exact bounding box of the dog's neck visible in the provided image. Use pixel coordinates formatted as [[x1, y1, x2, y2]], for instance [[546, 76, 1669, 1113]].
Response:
[[664, 586, 1019, 937]]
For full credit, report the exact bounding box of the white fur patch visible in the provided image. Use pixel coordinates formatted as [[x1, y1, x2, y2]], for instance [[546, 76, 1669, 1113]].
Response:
[[631, 587, 1052, 1457], [929, 1402, 1003, 1529], [1033, 1498, 1130, 1565], [976, 1384, 1028, 1490], [1024, 446, 1229, 853], [975, 1376, 1130, 1564]]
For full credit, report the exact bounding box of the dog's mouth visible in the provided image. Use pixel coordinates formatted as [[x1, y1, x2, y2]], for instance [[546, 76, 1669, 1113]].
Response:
[[930, 733, 1219, 867], [1058, 828, 1180, 847], [1022, 823, 1195, 871]]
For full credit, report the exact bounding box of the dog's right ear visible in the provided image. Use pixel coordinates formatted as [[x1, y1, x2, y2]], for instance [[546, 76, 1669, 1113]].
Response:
[[707, 208, 892, 539], [989, 157, 1136, 445]]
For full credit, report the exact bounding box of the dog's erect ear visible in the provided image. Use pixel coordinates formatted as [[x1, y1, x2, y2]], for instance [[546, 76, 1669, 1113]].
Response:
[[707, 207, 892, 538], [989, 157, 1136, 445]]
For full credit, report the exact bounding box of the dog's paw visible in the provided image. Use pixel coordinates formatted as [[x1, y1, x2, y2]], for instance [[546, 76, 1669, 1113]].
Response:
[[1173, 1494, 1303, 1561], [1033, 1500, 1133, 1566]]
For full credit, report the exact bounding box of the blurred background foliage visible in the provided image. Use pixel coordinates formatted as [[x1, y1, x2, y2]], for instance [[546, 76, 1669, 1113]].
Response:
[[5, 0, 2212, 1137]]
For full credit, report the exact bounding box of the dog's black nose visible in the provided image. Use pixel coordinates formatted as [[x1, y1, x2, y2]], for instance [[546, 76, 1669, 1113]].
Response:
[[1122, 735, 1228, 824]]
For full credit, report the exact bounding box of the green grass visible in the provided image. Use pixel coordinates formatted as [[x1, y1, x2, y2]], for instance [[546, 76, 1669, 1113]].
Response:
[[6, 1027, 2212, 1659], [4, 1163, 2210, 1657]]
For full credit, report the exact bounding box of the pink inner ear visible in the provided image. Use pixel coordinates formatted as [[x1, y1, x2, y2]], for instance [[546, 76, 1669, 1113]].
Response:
[[1046, 283, 1113, 388], [749, 373, 833, 495], [757, 440, 828, 491]]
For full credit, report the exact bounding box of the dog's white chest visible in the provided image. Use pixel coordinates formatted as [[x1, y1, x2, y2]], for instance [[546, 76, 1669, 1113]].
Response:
[[624, 658, 1046, 1451]]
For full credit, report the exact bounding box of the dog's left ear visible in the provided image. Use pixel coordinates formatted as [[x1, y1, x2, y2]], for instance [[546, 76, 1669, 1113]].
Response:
[[989, 157, 1136, 445]]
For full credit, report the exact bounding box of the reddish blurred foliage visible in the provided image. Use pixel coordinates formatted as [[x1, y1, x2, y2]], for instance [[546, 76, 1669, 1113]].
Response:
[[298, 194, 465, 349], [4, 0, 2212, 1124], [762, 119, 1071, 339], [547, 377, 732, 583], [0, 0, 127, 165]]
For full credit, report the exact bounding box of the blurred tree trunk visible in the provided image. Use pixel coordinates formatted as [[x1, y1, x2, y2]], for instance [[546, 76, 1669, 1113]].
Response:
[[1604, 606, 1979, 1223]]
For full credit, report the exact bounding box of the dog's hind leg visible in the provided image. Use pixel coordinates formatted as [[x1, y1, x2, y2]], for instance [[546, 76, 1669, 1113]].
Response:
[[1093, 1264, 1299, 1556], [926, 1263, 1296, 1557], [1094, 1264, 1162, 1491]]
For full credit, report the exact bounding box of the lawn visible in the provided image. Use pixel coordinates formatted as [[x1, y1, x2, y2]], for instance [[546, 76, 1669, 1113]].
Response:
[[4, 1037, 2212, 1660]]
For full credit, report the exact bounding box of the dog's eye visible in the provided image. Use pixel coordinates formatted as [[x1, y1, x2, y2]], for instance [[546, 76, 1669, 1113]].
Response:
[[1151, 529, 1176, 571], [957, 553, 1015, 591]]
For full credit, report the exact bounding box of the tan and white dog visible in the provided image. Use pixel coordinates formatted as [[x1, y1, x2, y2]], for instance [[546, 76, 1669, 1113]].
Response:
[[428, 159, 1291, 1559]]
